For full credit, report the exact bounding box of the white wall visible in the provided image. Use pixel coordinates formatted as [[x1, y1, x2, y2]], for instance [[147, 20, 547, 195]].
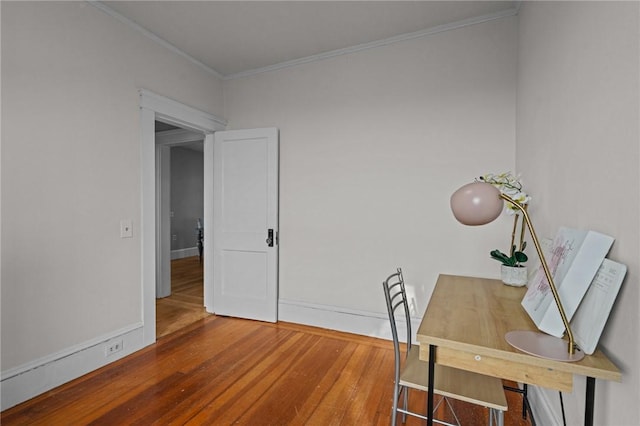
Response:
[[1, 0, 223, 393], [516, 2, 639, 425], [224, 17, 517, 322], [171, 147, 204, 251]]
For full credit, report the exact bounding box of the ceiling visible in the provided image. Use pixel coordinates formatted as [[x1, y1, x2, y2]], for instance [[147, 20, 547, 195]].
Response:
[[99, 1, 518, 79]]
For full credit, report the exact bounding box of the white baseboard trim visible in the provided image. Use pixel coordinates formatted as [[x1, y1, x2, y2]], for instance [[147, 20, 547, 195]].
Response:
[[1, 322, 146, 410], [171, 247, 199, 259], [278, 298, 420, 344], [0, 301, 418, 411]]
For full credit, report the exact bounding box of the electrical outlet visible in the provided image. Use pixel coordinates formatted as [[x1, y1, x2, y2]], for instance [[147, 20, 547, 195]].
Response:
[[105, 339, 123, 356], [172, 234, 177, 241]]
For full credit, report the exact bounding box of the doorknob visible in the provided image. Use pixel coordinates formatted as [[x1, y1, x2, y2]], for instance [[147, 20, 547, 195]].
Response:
[[266, 229, 274, 247]]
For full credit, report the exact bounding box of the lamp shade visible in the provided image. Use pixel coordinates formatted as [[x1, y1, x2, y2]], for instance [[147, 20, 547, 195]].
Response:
[[450, 182, 503, 226]]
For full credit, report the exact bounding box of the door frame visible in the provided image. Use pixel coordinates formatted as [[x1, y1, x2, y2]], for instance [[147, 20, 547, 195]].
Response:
[[139, 89, 226, 346], [155, 128, 206, 299]]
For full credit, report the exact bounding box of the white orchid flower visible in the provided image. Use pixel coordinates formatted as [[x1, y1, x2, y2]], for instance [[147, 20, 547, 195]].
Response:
[[476, 172, 530, 216]]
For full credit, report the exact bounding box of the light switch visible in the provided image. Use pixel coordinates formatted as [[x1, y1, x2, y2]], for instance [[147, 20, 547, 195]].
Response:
[[120, 219, 133, 238]]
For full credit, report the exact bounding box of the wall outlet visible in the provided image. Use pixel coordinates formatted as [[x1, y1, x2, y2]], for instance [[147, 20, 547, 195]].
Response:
[[105, 339, 123, 356]]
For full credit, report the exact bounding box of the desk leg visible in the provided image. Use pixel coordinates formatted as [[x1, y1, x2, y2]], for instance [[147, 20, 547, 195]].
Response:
[[427, 344, 436, 426], [585, 377, 595, 426]]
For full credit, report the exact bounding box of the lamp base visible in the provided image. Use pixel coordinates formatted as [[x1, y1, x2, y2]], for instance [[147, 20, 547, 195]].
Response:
[[505, 330, 585, 362]]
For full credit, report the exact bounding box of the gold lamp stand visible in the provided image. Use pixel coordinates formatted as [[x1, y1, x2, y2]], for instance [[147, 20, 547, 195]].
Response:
[[499, 193, 584, 362], [450, 182, 584, 362]]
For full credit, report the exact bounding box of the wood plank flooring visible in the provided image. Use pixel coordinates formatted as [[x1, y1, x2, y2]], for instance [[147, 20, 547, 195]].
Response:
[[2, 316, 532, 425], [2, 257, 532, 425], [156, 256, 209, 338]]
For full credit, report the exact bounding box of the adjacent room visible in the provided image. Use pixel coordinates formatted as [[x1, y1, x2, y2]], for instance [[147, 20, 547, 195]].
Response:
[[2, 1, 638, 425]]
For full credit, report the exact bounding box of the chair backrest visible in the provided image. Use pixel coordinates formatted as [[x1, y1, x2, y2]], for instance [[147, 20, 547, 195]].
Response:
[[382, 268, 412, 374]]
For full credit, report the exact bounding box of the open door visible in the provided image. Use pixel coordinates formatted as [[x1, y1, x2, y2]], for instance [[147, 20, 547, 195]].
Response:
[[212, 128, 279, 322]]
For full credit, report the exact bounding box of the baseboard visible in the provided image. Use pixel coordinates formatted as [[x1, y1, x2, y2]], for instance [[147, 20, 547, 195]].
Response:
[[171, 247, 199, 259], [0, 323, 146, 410], [278, 299, 420, 343], [1, 301, 417, 411]]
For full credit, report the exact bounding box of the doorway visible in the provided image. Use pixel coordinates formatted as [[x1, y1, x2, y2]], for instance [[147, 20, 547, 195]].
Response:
[[140, 90, 279, 346], [155, 122, 208, 338], [156, 256, 207, 338], [140, 89, 226, 346]]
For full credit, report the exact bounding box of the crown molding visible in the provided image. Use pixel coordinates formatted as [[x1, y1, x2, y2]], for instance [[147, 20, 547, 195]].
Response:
[[224, 6, 519, 80], [88, 1, 517, 81], [87, 1, 224, 80]]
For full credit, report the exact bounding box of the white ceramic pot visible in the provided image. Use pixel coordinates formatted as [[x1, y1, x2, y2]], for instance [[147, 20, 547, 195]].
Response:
[[501, 265, 528, 287]]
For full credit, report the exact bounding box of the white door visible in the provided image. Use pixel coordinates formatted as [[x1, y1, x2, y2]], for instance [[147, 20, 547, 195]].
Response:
[[213, 128, 279, 322]]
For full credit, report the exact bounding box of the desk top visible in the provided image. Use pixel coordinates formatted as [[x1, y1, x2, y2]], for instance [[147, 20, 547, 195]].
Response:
[[416, 274, 621, 388]]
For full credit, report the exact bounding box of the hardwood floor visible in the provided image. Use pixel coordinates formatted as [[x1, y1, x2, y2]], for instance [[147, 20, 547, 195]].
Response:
[[1, 315, 532, 425], [2, 256, 532, 425], [156, 256, 210, 338]]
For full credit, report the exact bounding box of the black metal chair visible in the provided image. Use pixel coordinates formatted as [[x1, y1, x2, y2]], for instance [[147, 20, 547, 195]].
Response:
[[383, 268, 508, 426]]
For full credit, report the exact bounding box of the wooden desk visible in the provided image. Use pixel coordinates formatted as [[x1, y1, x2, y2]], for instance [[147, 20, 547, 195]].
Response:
[[416, 274, 621, 426]]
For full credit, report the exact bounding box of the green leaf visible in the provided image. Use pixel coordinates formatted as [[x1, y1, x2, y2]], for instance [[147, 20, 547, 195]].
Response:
[[490, 250, 512, 265], [514, 252, 528, 263]]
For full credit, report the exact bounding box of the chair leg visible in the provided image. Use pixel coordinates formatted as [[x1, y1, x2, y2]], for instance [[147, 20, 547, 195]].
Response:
[[442, 397, 461, 426], [391, 384, 400, 426], [402, 387, 408, 423]]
